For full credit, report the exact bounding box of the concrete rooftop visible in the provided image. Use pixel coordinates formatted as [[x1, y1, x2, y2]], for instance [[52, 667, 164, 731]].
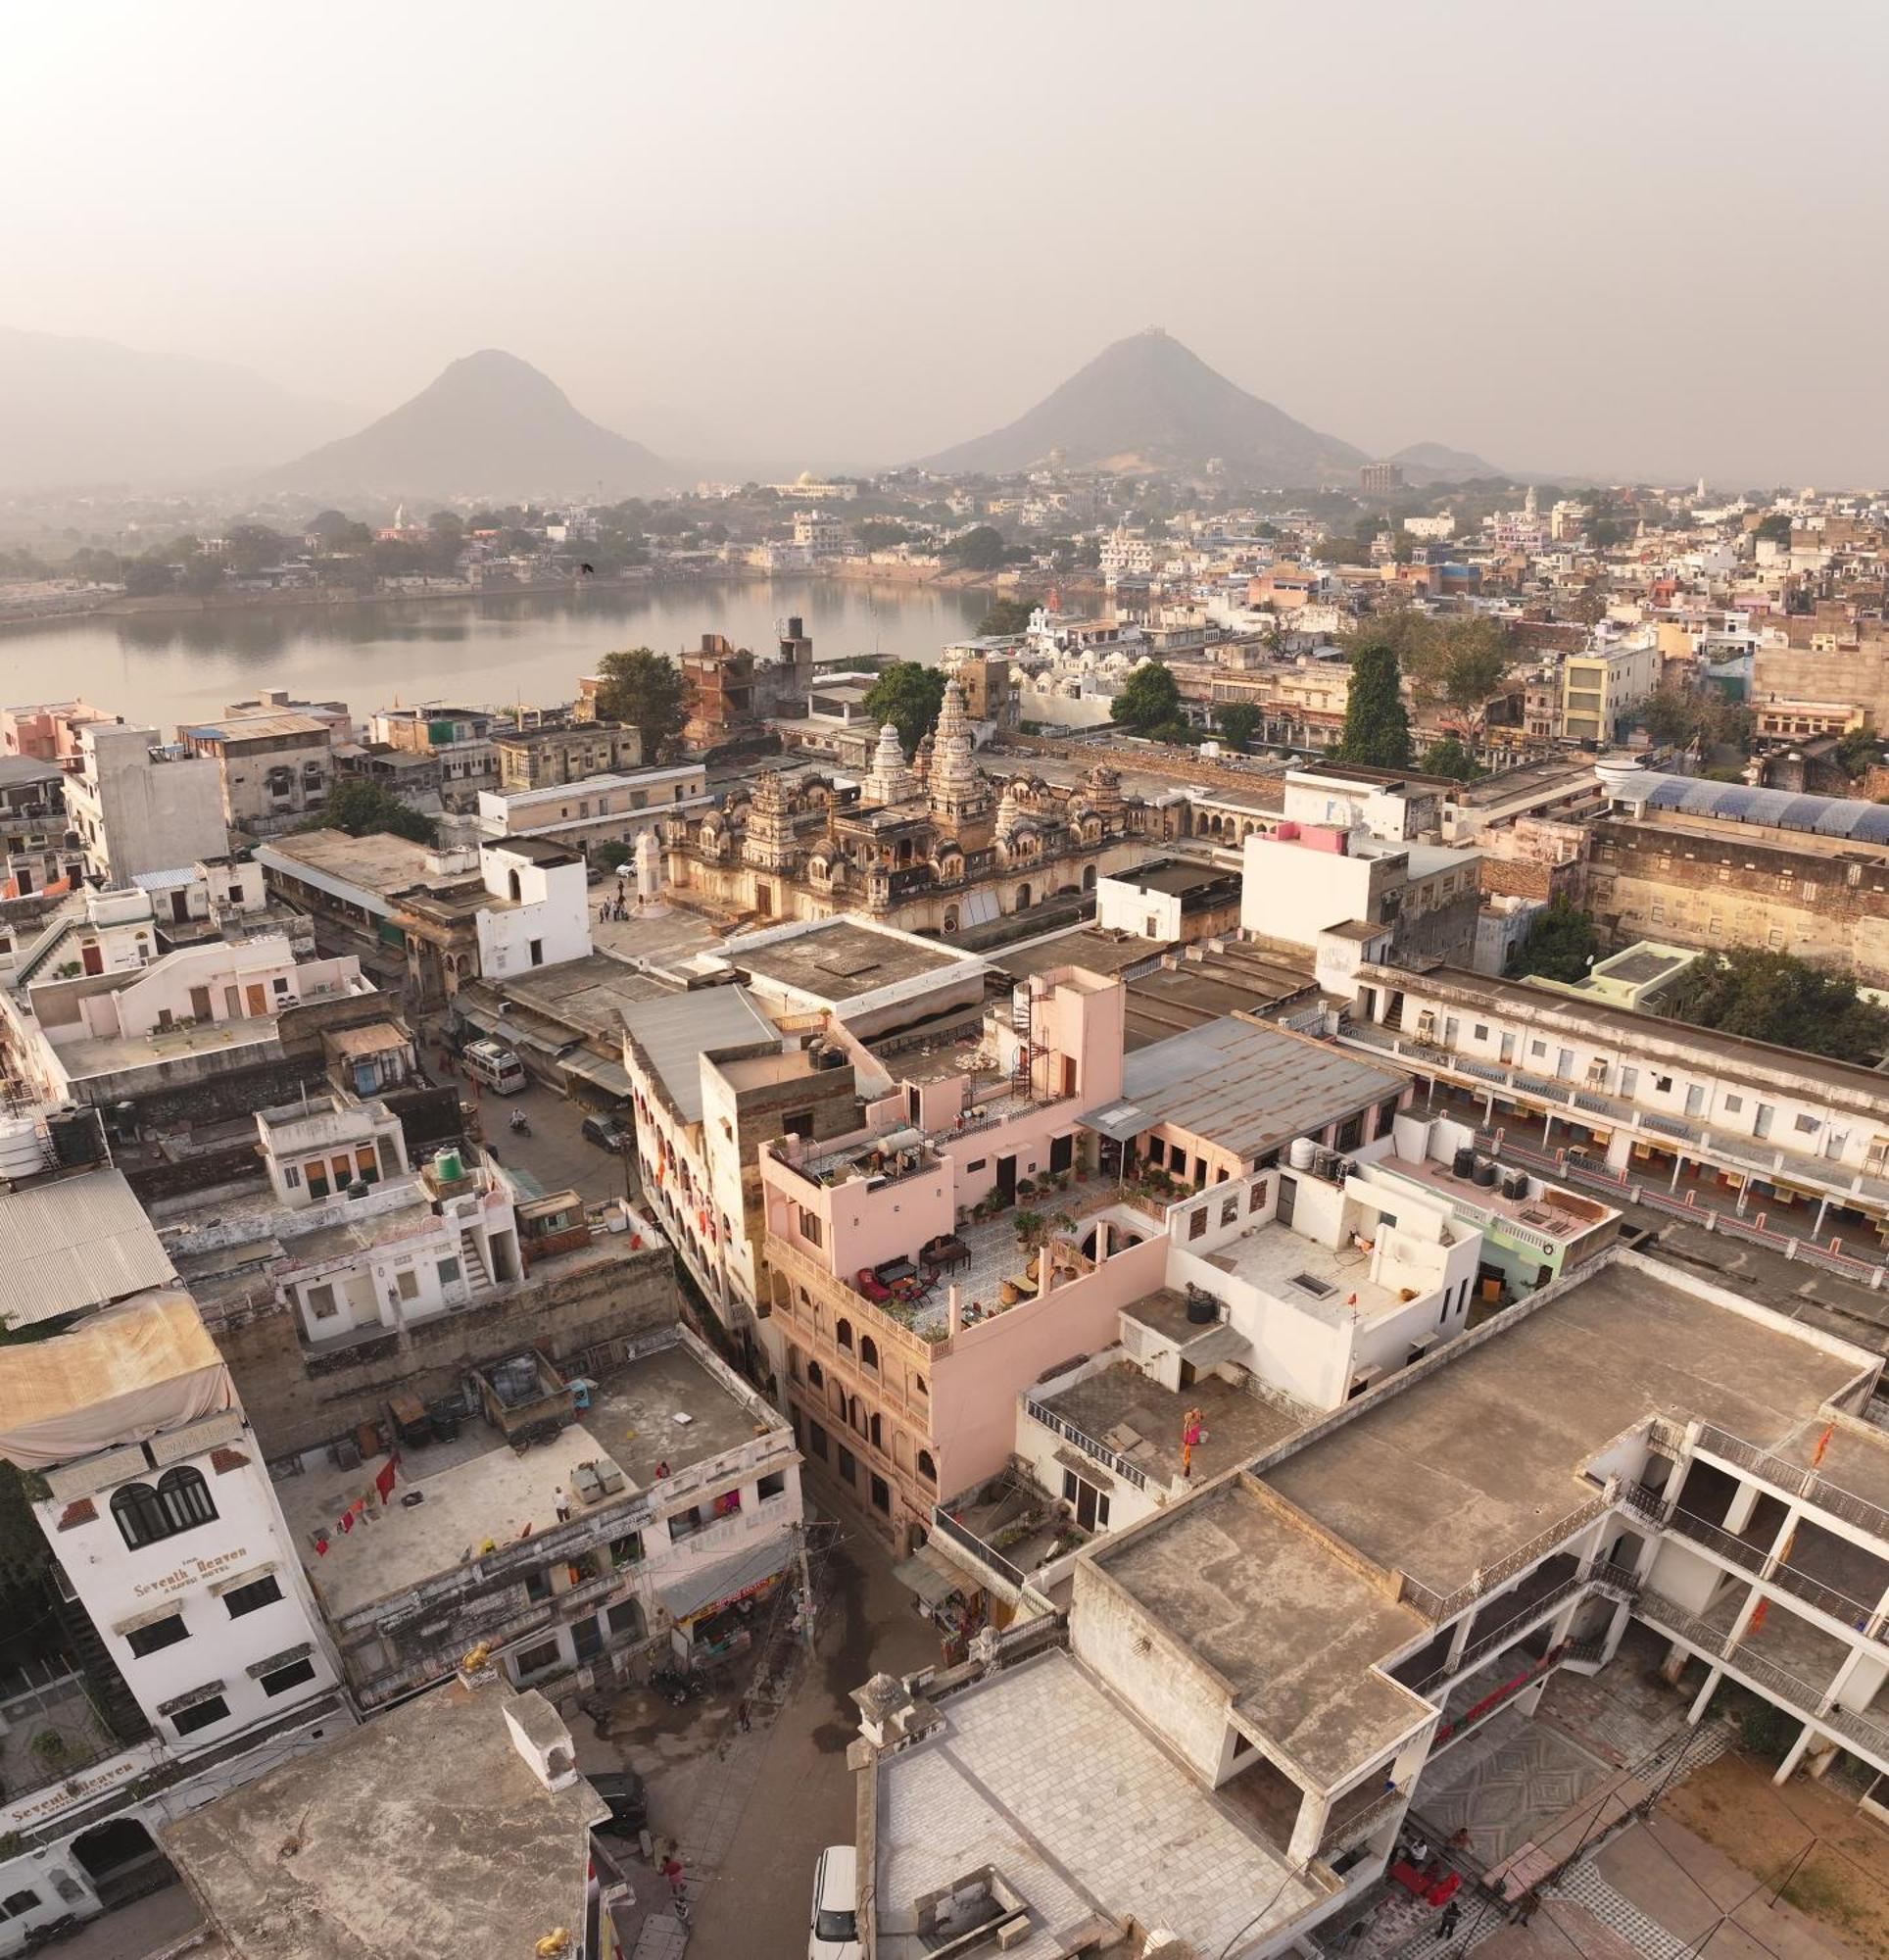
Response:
[[162, 1681, 605, 1960], [1039, 1358, 1300, 1489], [1264, 1258, 1871, 1601], [717, 916, 976, 1002], [872, 1647, 1325, 1960], [1095, 1477, 1432, 1789]]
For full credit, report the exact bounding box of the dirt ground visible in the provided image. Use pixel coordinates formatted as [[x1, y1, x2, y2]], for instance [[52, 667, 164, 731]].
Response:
[[1663, 1749, 1889, 1959]]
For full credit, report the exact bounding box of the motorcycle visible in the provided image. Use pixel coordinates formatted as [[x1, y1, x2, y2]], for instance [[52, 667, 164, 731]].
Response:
[[509, 1111, 532, 1138]]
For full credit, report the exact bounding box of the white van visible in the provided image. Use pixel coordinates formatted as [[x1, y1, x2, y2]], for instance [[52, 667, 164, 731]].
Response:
[[808, 1845, 859, 1959], [462, 1040, 527, 1096]]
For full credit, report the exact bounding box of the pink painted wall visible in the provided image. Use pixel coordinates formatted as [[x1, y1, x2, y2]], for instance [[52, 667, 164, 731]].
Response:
[[760, 1154, 953, 1283], [929, 1230, 1168, 1496]]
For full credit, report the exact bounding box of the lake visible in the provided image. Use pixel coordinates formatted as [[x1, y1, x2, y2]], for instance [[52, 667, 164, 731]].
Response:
[[0, 577, 992, 731]]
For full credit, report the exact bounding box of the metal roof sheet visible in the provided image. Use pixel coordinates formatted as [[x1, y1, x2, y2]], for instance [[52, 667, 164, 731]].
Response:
[[1638, 775, 1888, 843], [0, 1168, 179, 1331], [620, 986, 777, 1125], [1083, 1020, 1406, 1162]]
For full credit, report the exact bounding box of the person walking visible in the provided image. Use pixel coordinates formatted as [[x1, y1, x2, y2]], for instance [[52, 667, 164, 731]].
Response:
[[554, 1486, 570, 1524], [736, 1696, 751, 1732], [1435, 1901, 1460, 1941]]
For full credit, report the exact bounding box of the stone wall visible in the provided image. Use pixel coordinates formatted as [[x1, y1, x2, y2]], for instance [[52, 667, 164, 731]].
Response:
[[208, 1242, 687, 1460]]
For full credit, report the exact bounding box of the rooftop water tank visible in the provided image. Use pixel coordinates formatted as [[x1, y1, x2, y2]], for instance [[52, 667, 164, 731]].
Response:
[[0, 1117, 41, 1182], [1287, 1137, 1319, 1171]]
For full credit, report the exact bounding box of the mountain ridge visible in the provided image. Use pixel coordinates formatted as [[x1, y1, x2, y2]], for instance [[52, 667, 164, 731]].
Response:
[[918, 328, 1368, 485], [270, 350, 674, 500]]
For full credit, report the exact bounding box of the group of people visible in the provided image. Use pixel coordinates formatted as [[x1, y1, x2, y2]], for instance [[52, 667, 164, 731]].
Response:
[[598, 893, 633, 922]]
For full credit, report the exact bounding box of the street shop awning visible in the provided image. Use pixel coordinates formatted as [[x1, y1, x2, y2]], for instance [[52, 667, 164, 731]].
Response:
[[558, 1048, 634, 1102], [657, 1537, 792, 1628], [893, 1542, 969, 1610]]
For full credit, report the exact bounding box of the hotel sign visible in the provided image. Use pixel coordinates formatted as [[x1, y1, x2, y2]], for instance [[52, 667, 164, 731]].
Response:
[[133, 1545, 250, 1598]]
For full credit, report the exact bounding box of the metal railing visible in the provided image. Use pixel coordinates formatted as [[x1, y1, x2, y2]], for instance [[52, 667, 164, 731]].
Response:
[[1693, 1423, 1889, 1543], [1319, 1783, 1408, 1858], [1399, 1494, 1610, 1623], [1023, 1396, 1151, 1492], [1664, 1508, 1885, 1638], [1407, 1556, 1639, 1695], [931, 1506, 1027, 1592]]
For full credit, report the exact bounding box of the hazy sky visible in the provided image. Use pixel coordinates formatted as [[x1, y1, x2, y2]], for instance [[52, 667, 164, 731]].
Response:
[[5, 0, 1886, 484]]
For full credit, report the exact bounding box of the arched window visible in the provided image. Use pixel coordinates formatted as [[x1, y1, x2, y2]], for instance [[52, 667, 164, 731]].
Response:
[[1082, 864, 1097, 892], [830, 1379, 848, 1418], [835, 1318, 853, 1351], [848, 1395, 866, 1436], [508, 869, 522, 902], [1016, 882, 1033, 910], [112, 1467, 218, 1550], [859, 1335, 879, 1372], [912, 1373, 928, 1398], [917, 1448, 938, 1486], [943, 907, 959, 933], [806, 1359, 824, 1389]]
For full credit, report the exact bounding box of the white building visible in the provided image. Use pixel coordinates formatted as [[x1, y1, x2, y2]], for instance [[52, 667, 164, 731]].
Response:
[[476, 838, 593, 977], [475, 763, 709, 857], [0, 1292, 347, 1950], [793, 508, 846, 556], [64, 722, 226, 885]]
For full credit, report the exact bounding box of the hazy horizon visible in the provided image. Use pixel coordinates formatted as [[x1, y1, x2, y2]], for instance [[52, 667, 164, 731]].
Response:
[[5, 0, 1887, 486]]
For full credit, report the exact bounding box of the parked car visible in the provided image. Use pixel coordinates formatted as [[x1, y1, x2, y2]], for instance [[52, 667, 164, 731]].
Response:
[[581, 1112, 631, 1152], [808, 1845, 859, 1959], [462, 1039, 527, 1096], [589, 1769, 648, 1837]]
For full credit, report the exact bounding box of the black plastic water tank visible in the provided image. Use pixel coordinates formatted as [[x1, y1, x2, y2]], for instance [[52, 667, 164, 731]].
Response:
[[1451, 1146, 1476, 1179]]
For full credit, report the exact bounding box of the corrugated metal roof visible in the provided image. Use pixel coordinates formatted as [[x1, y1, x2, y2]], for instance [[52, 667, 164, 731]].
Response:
[[1639, 775, 1889, 844], [1082, 1020, 1406, 1161], [621, 986, 777, 1125], [0, 1168, 179, 1331]]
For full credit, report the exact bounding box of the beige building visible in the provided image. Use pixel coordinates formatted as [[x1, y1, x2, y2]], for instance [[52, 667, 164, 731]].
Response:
[[177, 711, 338, 837], [495, 723, 644, 792], [1561, 640, 1659, 744]]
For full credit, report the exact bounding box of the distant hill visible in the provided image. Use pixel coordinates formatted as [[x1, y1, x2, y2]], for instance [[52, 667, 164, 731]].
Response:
[[919, 328, 1367, 486], [0, 325, 349, 489], [272, 350, 674, 501], [1389, 440, 1506, 485]]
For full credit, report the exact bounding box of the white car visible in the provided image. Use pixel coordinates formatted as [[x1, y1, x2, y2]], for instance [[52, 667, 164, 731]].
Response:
[[808, 1844, 860, 1959]]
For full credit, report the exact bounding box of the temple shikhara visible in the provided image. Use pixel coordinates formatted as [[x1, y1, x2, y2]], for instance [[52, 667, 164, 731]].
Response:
[[661, 679, 1177, 932]]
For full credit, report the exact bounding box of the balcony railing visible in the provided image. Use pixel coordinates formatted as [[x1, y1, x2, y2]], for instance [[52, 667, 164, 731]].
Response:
[[1407, 1557, 1639, 1695], [1665, 1508, 1886, 1639], [1319, 1784, 1409, 1859], [1399, 1494, 1610, 1623], [1023, 1396, 1150, 1492], [932, 1505, 1026, 1593], [1691, 1424, 1889, 1544]]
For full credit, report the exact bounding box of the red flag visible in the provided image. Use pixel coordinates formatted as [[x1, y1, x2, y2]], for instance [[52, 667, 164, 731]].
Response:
[[314, 1533, 329, 1557], [374, 1457, 399, 1503]]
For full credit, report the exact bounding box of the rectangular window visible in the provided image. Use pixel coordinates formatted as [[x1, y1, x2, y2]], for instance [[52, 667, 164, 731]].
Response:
[[807, 1421, 830, 1462], [395, 1268, 420, 1301], [0, 1891, 41, 1922], [529, 938, 544, 966], [1619, 1066, 1638, 1098], [797, 1206, 824, 1250], [837, 1446, 857, 1487], [667, 1506, 702, 1541], [356, 1145, 379, 1185], [1188, 1207, 1207, 1241], [284, 1165, 302, 1189], [305, 1162, 329, 1200], [1723, 1095, 1743, 1114], [223, 1575, 283, 1619], [1220, 1196, 1238, 1226], [126, 1613, 189, 1657], [306, 1283, 337, 1320], [608, 1531, 644, 1566], [869, 1474, 892, 1515], [437, 1257, 460, 1288], [1795, 1113, 1819, 1135], [513, 1640, 560, 1678], [965, 1158, 987, 1174], [260, 1657, 317, 1697], [757, 1470, 788, 1501], [171, 1693, 231, 1738]]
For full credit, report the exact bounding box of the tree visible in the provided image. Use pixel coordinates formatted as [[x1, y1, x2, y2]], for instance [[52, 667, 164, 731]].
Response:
[[1337, 641, 1413, 769], [225, 523, 287, 573], [1640, 682, 1705, 749], [856, 518, 911, 551], [1215, 704, 1263, 751], [590, 647, 688, 757], [1835, 727, 1881, 779], [1665, 948, 1889, 1064], [314, 779, 437, 846], [1506, 897, 1598, 983], [1754, 513, 1794, 548], [945, 525, 1007, 572], [863, 662, 946, 756], [1110, 662, 1183, 737], [308, 509, 371, 546], [1420, 736, 1482, 781], [977, 596, 1035, 637], [1436, 618, 1514, 712]]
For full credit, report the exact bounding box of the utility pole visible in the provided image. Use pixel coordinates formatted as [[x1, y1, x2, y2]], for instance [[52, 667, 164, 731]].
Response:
[[795, 1521, 817, 1653]]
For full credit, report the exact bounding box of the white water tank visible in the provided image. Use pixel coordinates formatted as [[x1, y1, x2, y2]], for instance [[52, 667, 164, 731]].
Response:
[[0, 1117, 42, 1181], [1287, 1136, 1318, 1170]]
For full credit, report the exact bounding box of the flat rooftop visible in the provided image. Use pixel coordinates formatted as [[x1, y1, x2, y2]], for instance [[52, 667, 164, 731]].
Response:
[[1201, 1213, 1422, 1326], [1040, 1356, 1299, 1488], [1096, 1477, 1431, 1788], [262, 827, 432, 900], [621, 984, 778, 1124], [1083, 1017, 1406, 1160], [716, 915, 977, 1004], [872, 1647, 1325, 1960], [280, 1338, 773, 1620], [162, 1681, 604, 1960], [991, 925, 1170, 984], [1105, 858, 1240, 899], [51, 1013, 284, 1085], [1264, 1259, 1869, 1602]]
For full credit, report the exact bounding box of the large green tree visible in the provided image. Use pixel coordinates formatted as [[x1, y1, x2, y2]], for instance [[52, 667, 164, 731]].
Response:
[[945, 525, 1007, 571], [1110, 662, 1184, 736], [313, 779, 437, 846], [1665, 949, 1889, 1063], [976, 596, 1035, 637], [1753, 513, 1794, 548], [1506, 897, 1598, 983], [590, 647, 688, 757], [1337, 640, 1413, 768], [1215, 704, 1263, 751], [863, 662, 947, 756], [1420, 736, 1482, 781]]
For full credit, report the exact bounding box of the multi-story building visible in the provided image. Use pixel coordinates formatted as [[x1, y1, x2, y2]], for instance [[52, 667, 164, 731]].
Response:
[[0, 700, 111, 764], [1560, 636, 1659, 743], [0, 1290, 347, 1949], [475, 762, 709, 858], [0, 755, 81, 899], [1586, 767, 1889, 982], [367, 704, 501, 796], [1343, 958, 1889, 1249], [64, 722, 226, 884], [1360, 460, 1405, 495], [855, 1248, 1889, 1956], [793, 507, 846, 556], [494, 721, 644, 793], [272, 1324, 802, 1708], [176, 711, 338, 837]]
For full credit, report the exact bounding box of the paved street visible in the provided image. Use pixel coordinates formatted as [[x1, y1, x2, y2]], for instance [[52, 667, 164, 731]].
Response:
[[440, 1060, 637, 1209]]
